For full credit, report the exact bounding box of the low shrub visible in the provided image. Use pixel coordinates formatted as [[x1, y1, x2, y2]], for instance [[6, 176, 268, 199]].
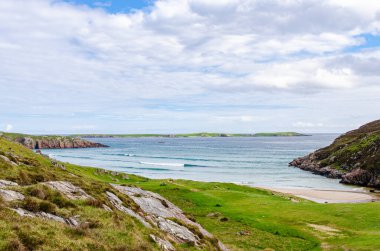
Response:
[[22, 196, 57, 214], [85, 198, 103, 208]]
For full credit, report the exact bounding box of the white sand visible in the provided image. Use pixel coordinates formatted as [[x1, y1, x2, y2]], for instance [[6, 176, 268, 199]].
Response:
[[257, 187, 378, 203]]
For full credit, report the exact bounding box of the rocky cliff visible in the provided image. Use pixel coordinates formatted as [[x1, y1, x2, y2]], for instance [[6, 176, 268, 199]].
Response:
[[289, 120, 380, 188], [1, 132, 107, 149]]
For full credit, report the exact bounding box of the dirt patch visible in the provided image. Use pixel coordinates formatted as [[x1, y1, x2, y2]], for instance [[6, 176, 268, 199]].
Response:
[[307, 224, 341, 236]]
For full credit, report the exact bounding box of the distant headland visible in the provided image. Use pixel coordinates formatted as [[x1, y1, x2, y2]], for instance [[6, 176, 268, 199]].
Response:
[[0, 132, 108, 149]]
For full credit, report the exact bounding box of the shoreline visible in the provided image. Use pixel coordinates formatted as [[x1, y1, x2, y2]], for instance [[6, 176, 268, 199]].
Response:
[[256, 186, 379, 203]]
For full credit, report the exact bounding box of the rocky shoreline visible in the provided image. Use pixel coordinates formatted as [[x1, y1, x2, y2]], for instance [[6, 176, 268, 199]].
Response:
[[15, 137, 108, 149], [289, 120, 380, 188], [0, 133, 108, 149]]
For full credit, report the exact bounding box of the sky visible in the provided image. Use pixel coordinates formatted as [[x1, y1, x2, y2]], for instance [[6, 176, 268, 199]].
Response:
[[0, 0, 380, 134]]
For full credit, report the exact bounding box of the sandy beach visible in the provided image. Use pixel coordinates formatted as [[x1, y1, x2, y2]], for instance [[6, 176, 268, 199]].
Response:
[[258, 187, 379, 203]]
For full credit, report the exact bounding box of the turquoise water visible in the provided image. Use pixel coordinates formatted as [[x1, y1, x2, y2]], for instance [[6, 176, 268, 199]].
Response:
[[43, 134, 354, 190]]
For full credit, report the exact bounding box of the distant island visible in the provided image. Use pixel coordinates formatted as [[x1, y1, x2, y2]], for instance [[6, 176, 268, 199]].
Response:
[[74, 132, 309, 138]]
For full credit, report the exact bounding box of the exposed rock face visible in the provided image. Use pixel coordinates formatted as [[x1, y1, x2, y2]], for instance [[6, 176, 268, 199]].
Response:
[[13, 136, 107, 149], [106, 191, 151, 228], [112, 184, 229, 251], [0, 179, 19, 187], [290, 120, 380, 188], [156, 217, 198, 244], [0, 155, 17, 166], [44, 181, 93, 200], [12, 208, 80, 227], [0, 189, 25, 201], [0, 177, 228, 250], [149, 235, 176, 251]]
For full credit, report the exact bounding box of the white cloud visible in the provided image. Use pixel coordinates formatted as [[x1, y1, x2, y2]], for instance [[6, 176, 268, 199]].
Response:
[[4, 124, 13, 132], [0, 0, 379, 133], [293, 122, 324, 128]]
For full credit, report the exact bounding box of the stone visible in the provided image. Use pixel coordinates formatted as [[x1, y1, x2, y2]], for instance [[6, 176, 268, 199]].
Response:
[[106, 191, 151, 228], [38, 211, 66, 224], [156, 217, 198, 244], [0, 179, 19, 187], [12, 208, 79, 226], [206, 212, 221, 218], [111, 184, 229, 250], [12, 208, 36, 218], [0, 155, 17, 166], [66, 216, 81, 227], [237, 230, 251, 236], [102, 204, 113, 212], [51, 160, 66, 170], [44, 181, 93, 200], [149, 234, 176, 251], [0, 189, 25, 201]]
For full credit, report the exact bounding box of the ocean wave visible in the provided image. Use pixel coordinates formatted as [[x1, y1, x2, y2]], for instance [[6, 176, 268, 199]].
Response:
[[125, 166, 182, 172], [66, 155, 94, 160], [138, 161, 208, 168], [106, 153, 258, 165], [139, 161, 184, 167], [102, 153, 136, 157]]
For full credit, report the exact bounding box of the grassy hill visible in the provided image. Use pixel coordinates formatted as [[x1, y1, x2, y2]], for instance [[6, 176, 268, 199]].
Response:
[[290, 120, 380, 187], [0, 136, 380, 250]]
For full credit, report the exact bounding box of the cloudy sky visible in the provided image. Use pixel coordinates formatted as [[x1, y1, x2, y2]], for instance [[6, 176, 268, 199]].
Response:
[[1, 0, 380, 134]]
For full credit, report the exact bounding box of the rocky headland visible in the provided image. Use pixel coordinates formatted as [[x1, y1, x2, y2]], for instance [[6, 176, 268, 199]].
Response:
[[1, 132, 107, 149], [289, 120, 380, 188]]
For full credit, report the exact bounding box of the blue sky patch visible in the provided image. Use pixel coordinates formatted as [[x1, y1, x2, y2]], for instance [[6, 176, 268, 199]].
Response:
[[346, 34, 380, 52], [62, 0, 154, 13]]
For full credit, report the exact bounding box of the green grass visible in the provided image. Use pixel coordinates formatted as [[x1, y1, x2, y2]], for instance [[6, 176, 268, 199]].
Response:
[[0, 132, 72, 141], [69, 166, 380, 250], [1, 136, 380, 250], [345, 134, 379, 152]]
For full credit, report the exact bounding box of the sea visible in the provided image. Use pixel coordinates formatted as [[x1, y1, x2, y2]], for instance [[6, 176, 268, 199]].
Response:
[[43, 134, 357, 190]]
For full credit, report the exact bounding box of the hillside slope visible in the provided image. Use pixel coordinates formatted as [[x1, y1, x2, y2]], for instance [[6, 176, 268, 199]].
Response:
[[290, 120, 380, 187], [0, 137, 225, 250], [1, 132, 107, 149]]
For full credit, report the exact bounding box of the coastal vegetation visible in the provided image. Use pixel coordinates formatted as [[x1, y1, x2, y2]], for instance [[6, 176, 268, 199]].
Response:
[[290, 119, 380, 188], [0, 135, 379, 250]]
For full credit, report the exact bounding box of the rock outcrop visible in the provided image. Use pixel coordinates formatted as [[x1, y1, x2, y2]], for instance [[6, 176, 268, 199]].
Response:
[[0, 189, 25, 201], [2, 179, 228, 251], [112, 184, 229, 251], [0, 133, 228, 250], [106, 191, 152, 228], [14, 136, 107, 149], [44, 181, 93, 200], [12, 208, 80, 227], [290, 120, 380, 188], [0, 179, 19, 187], [149, 234, 176, 251], [1, 132, 107, 149]]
